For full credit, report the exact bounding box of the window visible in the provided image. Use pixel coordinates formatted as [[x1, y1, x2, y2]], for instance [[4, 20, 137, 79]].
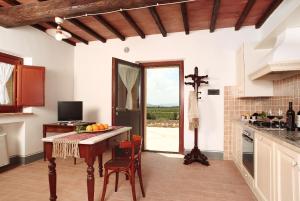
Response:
[[0, 52, 45, 113], [0, 52, 23, 113]]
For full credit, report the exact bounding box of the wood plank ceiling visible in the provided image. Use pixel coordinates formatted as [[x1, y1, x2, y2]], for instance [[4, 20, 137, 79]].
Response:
[[0, 0, 283, 46]]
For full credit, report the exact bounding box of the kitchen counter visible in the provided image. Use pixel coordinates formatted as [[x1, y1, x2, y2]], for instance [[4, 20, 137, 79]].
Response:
[[237, 120, 300, 153]]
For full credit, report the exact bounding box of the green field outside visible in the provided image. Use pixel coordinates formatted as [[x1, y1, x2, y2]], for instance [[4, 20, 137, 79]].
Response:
[[147, 106, 179, 120]]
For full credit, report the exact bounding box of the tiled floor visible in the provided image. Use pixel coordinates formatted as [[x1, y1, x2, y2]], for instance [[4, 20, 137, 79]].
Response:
[[0, 152, 256, 201]]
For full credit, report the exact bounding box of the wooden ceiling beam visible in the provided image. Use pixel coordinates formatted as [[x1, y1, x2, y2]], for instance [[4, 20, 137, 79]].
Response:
[[31, 24, 46, 32], [3, 0, 74, 46], [0, 0, 186, 28], [2, 0, 20, 6], [47, 22, 89, 45], [69, 18, 106, 43], [235, 0, 256, 31], [31, 24, 76, 46], [120, 11, 145, 39], [61, 38, 76, 46], [255, 0, 283, 29], [93, 15, 125, 41], [180, 2, 189, 35], [148, 7, 167, 37], [210, 0, 220, 33]]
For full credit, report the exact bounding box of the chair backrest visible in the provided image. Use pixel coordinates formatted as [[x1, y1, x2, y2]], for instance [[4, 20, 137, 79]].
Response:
[[131, 135, 142, 159], [119, 134, 142, 162]]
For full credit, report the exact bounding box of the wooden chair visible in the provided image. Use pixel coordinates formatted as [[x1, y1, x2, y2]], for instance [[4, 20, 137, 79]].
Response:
[[100, 135, 145, 201]]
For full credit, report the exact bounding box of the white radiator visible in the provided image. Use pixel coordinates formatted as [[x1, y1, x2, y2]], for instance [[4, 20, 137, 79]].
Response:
[[0, 133, 9, 167]]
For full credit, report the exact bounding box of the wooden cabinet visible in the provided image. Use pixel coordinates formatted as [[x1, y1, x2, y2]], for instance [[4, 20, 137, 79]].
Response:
[[17, 65, 45, 106], [232, 122, 243, 167], [232, 124, 300, 201], [274, 144, 300, 201], [236, 45, 245, 94], [255, 133, 274, 201], [236, 43, 273, 97], [231, 123, 255, 193]]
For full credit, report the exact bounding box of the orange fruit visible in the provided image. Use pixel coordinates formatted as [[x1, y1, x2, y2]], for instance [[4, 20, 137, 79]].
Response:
[[103, 124, 109, 129], [92, 124, 98, 131], [98, 124, 105, 130]]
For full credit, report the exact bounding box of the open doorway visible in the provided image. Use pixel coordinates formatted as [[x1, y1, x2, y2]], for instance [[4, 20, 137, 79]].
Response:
[[142, 61, 184, 154], [112, 59, 184, 154]]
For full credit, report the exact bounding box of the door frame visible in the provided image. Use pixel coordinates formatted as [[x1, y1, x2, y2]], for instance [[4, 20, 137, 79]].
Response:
[[111, 58, 145, 141], [141, 61, 184, 154]]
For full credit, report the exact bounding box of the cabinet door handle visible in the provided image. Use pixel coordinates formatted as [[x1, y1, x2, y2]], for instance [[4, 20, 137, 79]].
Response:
[[292, 161, 298, 167]]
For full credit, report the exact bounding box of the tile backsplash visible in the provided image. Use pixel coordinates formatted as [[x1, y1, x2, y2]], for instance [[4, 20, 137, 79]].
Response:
[[224, 74, 300, 159]]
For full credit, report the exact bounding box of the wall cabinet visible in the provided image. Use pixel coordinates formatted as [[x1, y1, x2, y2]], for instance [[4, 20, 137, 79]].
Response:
[[236, 43, 273, 97], [274, 144, 300, 201], [255, 133, 273, 201]]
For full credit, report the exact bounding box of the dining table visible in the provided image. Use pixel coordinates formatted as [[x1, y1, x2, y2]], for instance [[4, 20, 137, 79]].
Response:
[[41, 126, 131, 201]]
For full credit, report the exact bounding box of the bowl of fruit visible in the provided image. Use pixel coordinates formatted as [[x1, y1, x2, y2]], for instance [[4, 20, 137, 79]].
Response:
[[76, 123, 111, 134]]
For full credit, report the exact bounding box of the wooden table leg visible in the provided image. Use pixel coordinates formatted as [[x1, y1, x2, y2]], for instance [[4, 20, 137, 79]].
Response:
[[48, 158, 57, 201], [98, 154, 103, 177], [43, 125, 46, 161], [44, 144, 46, 161], [86, 158, 96, 201]]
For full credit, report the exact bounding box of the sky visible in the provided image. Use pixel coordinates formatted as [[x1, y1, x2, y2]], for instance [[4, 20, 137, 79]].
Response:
[[146, 67, 179, 106]]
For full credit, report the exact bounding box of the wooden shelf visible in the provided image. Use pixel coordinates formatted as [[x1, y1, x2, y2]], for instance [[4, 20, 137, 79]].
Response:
[[0, 112, 34, 117]]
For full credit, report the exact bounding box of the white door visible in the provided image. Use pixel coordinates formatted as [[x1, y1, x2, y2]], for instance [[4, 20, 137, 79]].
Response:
[[255, 133, 273, 201], [275, 144, 300, 201]]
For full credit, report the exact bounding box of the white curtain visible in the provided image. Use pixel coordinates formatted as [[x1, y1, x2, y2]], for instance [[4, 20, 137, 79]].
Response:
[[0, 62, 14, 105], [118, 64, 139, 110]]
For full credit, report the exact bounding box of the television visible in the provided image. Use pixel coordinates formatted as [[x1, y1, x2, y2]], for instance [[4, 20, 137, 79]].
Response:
[[57, 101, 83, 122]]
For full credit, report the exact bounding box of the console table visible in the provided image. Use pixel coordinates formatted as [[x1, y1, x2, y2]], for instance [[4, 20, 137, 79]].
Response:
[[43, 122, 95, 162]]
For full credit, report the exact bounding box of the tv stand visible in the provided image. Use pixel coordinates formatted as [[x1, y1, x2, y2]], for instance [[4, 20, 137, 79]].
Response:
[[57, 121, 91, 126]]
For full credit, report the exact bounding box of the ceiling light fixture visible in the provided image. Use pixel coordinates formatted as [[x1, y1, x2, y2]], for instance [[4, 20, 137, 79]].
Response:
[[46, 17, 72, 41]]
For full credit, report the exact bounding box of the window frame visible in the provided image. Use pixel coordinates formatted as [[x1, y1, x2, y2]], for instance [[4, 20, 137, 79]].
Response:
[[0, 52, 23, 113]]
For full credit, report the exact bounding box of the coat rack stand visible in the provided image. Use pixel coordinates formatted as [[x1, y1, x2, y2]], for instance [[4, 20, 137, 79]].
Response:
[[184, 67, 210, 166]]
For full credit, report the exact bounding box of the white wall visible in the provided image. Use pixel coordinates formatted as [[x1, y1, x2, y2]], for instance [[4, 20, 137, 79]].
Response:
[[0, 26, 74, 157], [74, 27, 261, 152]]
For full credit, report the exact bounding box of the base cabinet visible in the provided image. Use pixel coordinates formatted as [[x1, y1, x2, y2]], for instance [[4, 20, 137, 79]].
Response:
[[255, 134, 273, 201], [274, 144, 300, 201], [231, 122, 242, 167], [232, 123, 300, 201]]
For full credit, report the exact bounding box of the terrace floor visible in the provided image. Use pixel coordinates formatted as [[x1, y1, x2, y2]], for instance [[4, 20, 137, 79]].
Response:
[[145, 127, 179, 152]]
